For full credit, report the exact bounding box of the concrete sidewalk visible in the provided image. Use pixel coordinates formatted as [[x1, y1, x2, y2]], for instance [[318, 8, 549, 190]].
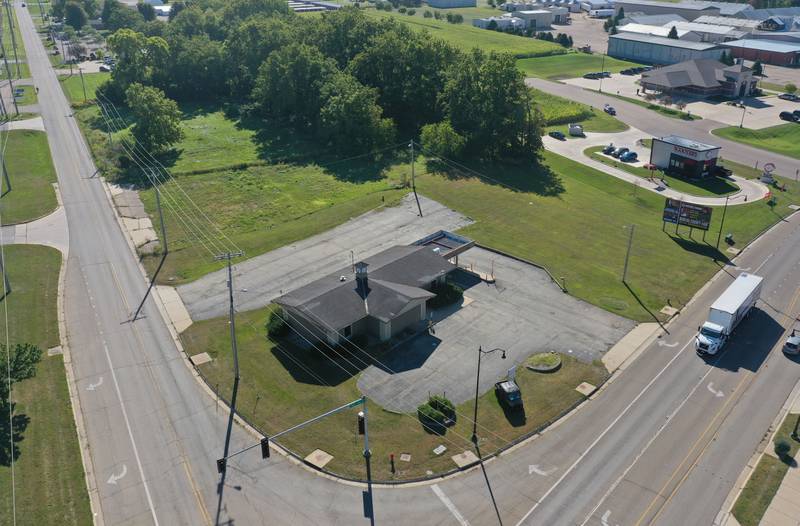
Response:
[[542, 127, 769, 206], [760, 396, 800, 526]]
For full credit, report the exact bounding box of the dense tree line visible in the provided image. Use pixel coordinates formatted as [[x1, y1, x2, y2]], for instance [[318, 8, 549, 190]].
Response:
[[100, 1, 542, 159]]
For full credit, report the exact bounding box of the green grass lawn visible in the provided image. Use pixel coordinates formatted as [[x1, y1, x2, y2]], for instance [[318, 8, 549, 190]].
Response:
[[59, 72, 110, 105], [2, 6, 26, 61], [0, 62, 30, 81], [606, 92, 701, 120], [713, 123, 800, 160], [183, 306, 608, 480], [416, 151, 800, 320], [585, 146, 740, 197], [533, 88, 627, 133], [518, 53, 641, 80], [364, 9, 565, 57], [0, 245, 92, 526], [0, 130, 58, 225], [732, 414, 800, 526], [13, 85, 37, 106]]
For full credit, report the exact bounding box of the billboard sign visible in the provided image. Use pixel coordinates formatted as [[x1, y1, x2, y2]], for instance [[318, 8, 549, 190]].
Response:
[[662, 199, 712, 231]]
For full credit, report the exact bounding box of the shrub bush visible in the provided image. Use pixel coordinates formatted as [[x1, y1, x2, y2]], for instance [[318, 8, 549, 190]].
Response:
[[266, 307, 289, 338], [429, 280, 464, 309], [428, 394, 456, 421], [417, 402, 446, 434]]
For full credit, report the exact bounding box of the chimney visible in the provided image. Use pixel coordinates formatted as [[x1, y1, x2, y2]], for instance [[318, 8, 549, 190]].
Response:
[[355, 261, 369, 284]]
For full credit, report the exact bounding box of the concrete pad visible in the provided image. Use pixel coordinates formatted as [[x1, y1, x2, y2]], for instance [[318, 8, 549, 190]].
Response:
[[727, 247, 742, 256], [433, 445, 447, 456], [660, 306, 679, 317], [602, 322, 659, 372], [399, 453, 411, 462], [130, 228, 158, 248], [760, 506, 799, 526], [575, 382, 597, 397], [789, 205, 800, 211], [191, 352, 212, 366], [451, 450, 479, 468], [304, 449, 333, 469], [0, 116, 45, 132], [48, 346, 63, 356], [156, 286, 194, 333]]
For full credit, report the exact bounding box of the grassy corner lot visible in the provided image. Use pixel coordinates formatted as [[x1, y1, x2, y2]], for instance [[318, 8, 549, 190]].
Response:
[[0, 245, 92, 525], [713, 123, 800, 161], [59, 72, 111, 105], [585, 146, 740, 197], [606, 93, 701, 121], [363, 9, 565, 58], [532, 88, 628, 135], [0, 130, 58, 225], [13, 85, 37, 106], [416, 151, 800, 321], [732, 413, 800, 526], [182, 306, 608, 481], [518, 53, 641, 80]]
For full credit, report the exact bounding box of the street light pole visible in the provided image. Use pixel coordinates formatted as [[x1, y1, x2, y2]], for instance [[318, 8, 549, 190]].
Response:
[[471, 347, 506, 446], [715, 195, 730, 250], [599, 53, 606, 93], [739, 102, 746, 128], [622, 224, 635, 283]]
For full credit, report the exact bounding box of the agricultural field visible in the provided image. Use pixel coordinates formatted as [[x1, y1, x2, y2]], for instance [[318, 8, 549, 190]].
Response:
[[364, 9, 565, 57], [518, 52, 641, 80]]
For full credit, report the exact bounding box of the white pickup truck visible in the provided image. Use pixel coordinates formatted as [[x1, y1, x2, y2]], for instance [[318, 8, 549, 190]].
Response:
[[696, 273, 763, 356]]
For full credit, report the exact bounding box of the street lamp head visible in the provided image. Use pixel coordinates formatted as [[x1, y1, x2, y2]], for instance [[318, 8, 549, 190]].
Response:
[[501, 350, 506, 359]]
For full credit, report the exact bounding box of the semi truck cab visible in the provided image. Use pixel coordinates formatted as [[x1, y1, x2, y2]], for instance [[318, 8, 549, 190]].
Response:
[[696, 322, 726, 356]]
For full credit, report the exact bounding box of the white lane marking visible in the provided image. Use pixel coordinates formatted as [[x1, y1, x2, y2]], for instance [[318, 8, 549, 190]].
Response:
[[754, 253, 774, 273], [101, 343, 160, 525], [529, 464, 557, 476], [578, 363, 718, 526], [707, 382, 724, 398], [86, 376, 104, 391], [601, 510, 618, 526], [432, 484, 470, 526], [516, 338, 694, 526], [735, 267, 751, 272], [106, 464, 127, 485], [657, 341, 678, 348]]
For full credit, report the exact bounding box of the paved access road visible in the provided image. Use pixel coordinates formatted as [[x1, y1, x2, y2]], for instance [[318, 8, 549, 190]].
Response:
[[16, 3, 800, 524], [527, 77, 800, 178]]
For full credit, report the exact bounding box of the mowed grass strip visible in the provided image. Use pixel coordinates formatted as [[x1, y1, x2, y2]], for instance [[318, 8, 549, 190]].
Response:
[[183, 306, 608, 480], [732, 414, 800, 526], [585, 146, 740, 197], [416, 151, 800, 321], [0, 130, 58, 225], [714, 123, 800, 160], [364, 9, 565, 57], [518, 53, 641, 80], [13, 85, 37, 106], [59, 72, 111, 105], [0, 245, 92, 526], [532, 88, 628, 133]]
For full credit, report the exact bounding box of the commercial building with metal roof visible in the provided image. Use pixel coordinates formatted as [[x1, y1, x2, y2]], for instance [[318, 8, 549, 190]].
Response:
[[608, 33, 724, 64], [613, 0, 720, 21], [722, 38, 800, 65], [621, 12, 688, 26], [665, 21, 746, 42], [693, 15, 761, 31], [618, 23, 695, 40]]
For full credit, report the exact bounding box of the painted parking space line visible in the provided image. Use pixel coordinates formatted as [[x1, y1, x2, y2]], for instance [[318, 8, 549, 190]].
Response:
[[432, 484, 470, 526]]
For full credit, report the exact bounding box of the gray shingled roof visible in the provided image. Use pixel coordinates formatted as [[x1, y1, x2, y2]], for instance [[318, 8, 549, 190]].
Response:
[[641, 59, 746, 89], [275, 245, 453, 329]]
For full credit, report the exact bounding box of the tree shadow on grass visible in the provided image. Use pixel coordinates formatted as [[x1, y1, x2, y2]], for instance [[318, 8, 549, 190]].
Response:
[[423, 156, 565, 197], [774, 440, 798, 467], [270, 336, 371, 387], [0, 402, 30, 466]]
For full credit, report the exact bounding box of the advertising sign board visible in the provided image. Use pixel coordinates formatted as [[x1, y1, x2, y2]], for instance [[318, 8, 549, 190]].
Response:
[[662, 199, 713, 231]]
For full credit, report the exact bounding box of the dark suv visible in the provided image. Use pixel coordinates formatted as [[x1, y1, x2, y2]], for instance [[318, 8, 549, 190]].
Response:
[[495, 380, 523, 409]]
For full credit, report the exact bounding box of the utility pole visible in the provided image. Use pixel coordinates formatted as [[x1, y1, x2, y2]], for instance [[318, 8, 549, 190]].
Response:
[[79, 67, 87, 101], [715, 195, 730, 250], [360, 396, 375, 526], [599, 53, 606, 93], [622, 224, 635, 283], [1, 158, 11, 197], [0, 40, 19, 116], [409, 140, 423, 217], [215, 249, 244, 476], [4, 0, 21, 78]]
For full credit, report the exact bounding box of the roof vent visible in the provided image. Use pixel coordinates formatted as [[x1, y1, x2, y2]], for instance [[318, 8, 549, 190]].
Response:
[[340, 275, 347, 282]]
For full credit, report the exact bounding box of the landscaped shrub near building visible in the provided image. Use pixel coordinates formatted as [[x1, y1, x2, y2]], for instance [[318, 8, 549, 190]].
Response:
[[266, 307, 289, 338], [429, 280, 464, 309], [428, 394, 456, 421], [417, 395, 455, 434]]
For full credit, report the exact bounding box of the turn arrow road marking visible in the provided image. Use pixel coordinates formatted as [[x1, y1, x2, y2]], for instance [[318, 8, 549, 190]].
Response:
[[707, 382, 724, 398], [86, 376, 104, 391], [107, 464, 127, 485]]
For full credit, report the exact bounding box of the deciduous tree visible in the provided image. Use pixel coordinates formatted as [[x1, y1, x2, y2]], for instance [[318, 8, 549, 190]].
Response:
[[125, 83, 184, 151]]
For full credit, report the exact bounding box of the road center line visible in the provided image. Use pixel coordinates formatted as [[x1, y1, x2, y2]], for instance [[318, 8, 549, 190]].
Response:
[[515, 338, 694, 526], [754, 253, 774, 274], [432, 484, 470, 526]]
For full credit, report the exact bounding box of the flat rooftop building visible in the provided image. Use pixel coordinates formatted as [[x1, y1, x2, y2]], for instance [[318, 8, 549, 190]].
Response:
[[722, 38, 800, 66], [649, 135, 721, 178], [608, 32, 723, 64]]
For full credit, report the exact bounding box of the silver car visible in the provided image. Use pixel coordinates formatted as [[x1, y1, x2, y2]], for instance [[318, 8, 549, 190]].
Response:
[[784, 331, 800, 355]]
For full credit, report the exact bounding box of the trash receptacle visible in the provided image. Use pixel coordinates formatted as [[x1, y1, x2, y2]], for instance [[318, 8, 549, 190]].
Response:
[[725, 233, 734, 245]]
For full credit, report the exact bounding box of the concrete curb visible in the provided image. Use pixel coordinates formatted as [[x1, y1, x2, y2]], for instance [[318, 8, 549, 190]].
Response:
[[713, 379, 800, 526]]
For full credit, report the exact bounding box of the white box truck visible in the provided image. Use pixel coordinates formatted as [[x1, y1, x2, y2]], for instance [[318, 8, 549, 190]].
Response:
[[695, 273, 763, 356], [589, 8, 614, 17]]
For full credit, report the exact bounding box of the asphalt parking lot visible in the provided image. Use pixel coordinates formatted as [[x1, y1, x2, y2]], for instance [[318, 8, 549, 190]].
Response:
[[357, 247, 635, 412]]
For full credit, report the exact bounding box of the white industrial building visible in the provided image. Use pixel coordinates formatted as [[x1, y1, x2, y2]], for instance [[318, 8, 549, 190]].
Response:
[[474, 7, 559, 29], [608, 32, 724, 64], [473, 15, 527, 29], [665, 21, 746, 42], [693, 15, 762, 32], [618, 23, 696, 40]]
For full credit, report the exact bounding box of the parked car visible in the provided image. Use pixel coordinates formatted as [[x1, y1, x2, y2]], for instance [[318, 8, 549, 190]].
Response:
[[602, 144, 616, 155], [603, 104, 616, 115], [712, 165, 732, 178], [784, 329, 799, 355], [779, 111, 798, 122], [99, 65, 110, 72], [612, 147, 629, 158], [620, 151, 638, 162], [548, 131, 566, 140], [568, 123, 584, 136], [779, 93, 799, 102], [583, 72, 600, 79], [495, 380, 523, 409], [792, 109, 800, 120]]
